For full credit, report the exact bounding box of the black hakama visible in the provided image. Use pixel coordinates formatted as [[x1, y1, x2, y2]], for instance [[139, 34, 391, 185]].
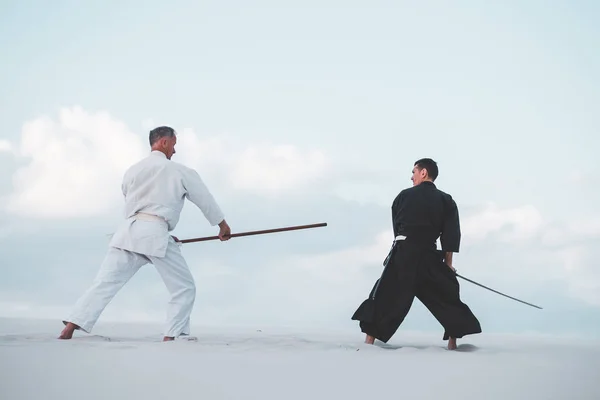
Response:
[[351, 181, 482, 343]]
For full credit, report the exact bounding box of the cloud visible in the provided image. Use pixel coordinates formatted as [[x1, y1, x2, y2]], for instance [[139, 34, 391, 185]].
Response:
[[4, 107, 334, 220], [541, 215, 600, 247], [461, 202, 544, 243], [283, 229, 393, 281], [555, 244, 600, 305], [569, 171, 600, 185], [6, 107, 147, 218], [229, 144, 329, 196], [459, 203, 600, 307], [0, 140, 13, 153], [566, 215, 600, 238], [173, 129, 332, 197], [541, 215, 600, 307]]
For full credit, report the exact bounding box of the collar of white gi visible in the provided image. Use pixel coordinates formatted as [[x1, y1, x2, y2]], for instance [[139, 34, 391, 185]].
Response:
[[151, 150, 167, 158]]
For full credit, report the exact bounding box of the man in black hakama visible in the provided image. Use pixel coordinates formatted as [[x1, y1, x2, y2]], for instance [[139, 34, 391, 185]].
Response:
[[352, 158, 481, 350]]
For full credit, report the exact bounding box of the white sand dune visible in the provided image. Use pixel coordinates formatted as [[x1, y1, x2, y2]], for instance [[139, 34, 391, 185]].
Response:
[[1, 317, 599, 400]]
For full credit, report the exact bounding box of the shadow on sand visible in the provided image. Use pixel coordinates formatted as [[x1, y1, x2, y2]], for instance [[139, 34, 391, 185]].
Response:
[[374, 342, 480, 352]]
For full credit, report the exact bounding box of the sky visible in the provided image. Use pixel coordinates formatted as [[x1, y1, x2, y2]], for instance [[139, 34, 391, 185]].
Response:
[[0, 0, 599, 339]]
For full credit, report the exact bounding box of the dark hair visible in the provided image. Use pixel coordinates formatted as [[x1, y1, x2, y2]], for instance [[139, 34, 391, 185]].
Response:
[[414, 158, 439, 181], [149, 126, 176, 146]]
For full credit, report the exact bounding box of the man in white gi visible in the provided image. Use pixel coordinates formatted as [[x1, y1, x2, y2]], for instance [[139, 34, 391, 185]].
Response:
[[59, 126, 231, 341]]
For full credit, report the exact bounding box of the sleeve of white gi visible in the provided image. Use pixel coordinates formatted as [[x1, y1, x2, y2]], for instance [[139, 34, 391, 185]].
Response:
[[180, 166, 225, 226]]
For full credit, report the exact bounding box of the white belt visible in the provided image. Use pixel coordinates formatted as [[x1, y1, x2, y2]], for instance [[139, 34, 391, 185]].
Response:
[[394, 235, 407, 241], [133, 212, 166, 223]]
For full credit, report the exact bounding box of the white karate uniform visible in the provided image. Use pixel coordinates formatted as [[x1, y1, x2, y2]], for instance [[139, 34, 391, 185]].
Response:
[[64, 150, 225, 337]]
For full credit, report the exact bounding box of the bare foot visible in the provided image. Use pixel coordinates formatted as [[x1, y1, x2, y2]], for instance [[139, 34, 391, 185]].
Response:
[[58, 322, 80, 339], [365, 334, 375, 345], [448, 337, 457, 350]]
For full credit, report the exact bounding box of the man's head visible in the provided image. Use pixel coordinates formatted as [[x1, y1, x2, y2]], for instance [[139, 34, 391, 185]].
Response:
[[411, 158, 438, 186], [149, 126, 177, 159]]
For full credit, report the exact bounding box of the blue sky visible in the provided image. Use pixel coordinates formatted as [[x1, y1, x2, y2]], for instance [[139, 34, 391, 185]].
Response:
[[0, 1, 598, 339]]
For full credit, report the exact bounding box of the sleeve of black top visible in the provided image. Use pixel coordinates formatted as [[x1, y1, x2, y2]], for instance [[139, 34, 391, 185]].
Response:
[[440, 196, 461, 253], [391, 191, 404, 237]]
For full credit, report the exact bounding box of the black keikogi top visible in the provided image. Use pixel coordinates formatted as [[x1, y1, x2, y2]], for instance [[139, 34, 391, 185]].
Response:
[[391, 181, 461, 253]]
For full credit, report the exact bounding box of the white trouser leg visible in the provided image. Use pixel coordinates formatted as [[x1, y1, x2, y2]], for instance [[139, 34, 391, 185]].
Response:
[[149, 240, 196, 338], [65, 247, 149, 333]]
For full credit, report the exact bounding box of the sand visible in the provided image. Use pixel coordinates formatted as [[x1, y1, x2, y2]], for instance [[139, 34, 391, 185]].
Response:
[[1, 317, 599, 400]]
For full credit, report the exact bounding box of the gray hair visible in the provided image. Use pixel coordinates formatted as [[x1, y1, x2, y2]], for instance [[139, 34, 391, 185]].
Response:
[[149, 126, 176, 146]]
